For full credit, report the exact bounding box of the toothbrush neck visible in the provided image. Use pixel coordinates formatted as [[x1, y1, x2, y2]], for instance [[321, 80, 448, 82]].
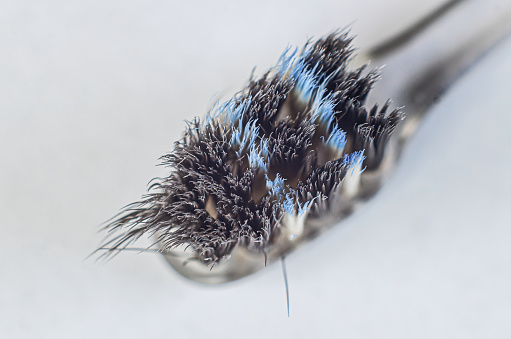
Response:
[[366, 0, 511, 118]]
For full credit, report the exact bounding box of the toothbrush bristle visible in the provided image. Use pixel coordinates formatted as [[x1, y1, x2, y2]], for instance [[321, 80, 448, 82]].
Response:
[[100, 32, 403, 264]]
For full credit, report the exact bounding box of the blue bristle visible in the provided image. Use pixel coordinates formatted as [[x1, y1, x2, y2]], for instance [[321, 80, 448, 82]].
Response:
[[281, 193, 317, 216], [247, 146, 267, 171], [225, 98, 251, 125], [289, 58, 307, 79], [241, 120, 259, 149], [291, 62, 319, 102], [282, 195, 296, 215], [325, 124, 347, 151], [259, 138, 271, 159], [277, 46, 299, 76], [297, 196, 318, 217], [312, 95, 336, 128], [266, 173, 285, 196], [230, 127, 241, 147], [233, 119, 260, 157], [343, 150, 366, 175], [211, 99, 232, 121]]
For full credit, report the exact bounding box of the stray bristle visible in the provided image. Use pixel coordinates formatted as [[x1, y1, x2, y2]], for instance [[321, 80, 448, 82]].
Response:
[[100, 32, 403, 264]]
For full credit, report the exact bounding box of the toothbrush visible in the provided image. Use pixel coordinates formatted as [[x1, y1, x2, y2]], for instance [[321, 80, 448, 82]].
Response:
[[98, 0, 511, 284]]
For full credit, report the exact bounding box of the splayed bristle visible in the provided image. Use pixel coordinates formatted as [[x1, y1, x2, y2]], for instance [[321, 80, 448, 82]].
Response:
[[100, 32, 403, 264]]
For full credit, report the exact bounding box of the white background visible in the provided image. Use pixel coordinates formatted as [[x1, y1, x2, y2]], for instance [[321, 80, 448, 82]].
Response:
[[1, 0, 510, 337]]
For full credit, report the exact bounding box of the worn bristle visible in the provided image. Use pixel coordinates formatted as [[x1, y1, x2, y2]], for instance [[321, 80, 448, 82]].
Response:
[[100, 32, 403, 264]]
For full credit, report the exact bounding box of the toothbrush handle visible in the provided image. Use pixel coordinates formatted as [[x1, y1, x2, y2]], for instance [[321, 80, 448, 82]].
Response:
[[365, 0, 511, 144]]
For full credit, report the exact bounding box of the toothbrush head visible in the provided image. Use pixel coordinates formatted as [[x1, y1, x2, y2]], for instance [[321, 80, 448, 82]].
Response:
[[99, 32, 403, 280]]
